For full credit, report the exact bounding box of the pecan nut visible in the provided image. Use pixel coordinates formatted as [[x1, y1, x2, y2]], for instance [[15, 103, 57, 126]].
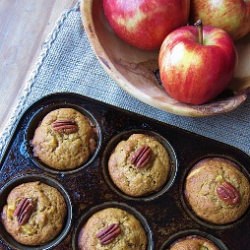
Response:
[[216, 181, 240, 205], [130, 145, 152, 168], [52, 119, 78, 134], [14, 198, 34, 225], [96, 223, 121, 245]]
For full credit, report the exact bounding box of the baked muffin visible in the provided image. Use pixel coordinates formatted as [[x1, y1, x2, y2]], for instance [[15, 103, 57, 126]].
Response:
[[78, 207, 147, 250], [169, 235, 219, 250], [185, 157, 250, 224], [1, 181, 67, 246], [108, 133, 171, 197], [31, 108, 97, 170]]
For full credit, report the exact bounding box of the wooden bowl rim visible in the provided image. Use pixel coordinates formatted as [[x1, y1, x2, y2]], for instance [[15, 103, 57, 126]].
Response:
[[80, 0, 248, 117]]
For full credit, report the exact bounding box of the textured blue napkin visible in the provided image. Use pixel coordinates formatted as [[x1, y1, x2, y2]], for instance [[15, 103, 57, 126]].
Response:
[[1, 1, 250, 159]]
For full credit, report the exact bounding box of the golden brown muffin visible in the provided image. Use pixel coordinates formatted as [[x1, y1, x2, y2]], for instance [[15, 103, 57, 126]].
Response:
[[170, 235, 219, 250], [78, 207, 147, 250], [108, 134, 171, 197], [31, 108, 97, 170], [185, 157, 250, 224], [1, 181, 67, 245]]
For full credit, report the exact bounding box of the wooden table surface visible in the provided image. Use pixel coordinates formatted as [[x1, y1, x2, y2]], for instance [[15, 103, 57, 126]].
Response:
[[0, 0, 77, 133]]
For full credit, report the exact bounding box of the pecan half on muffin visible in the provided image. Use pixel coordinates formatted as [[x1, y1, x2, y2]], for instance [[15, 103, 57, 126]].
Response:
[[78, 207, 147, 250], [1, 181, 67, 246], [31, 108, 97, 170], [108, 133, 171, 197], [169, 235, 219, 250], [185, 157, 250, 224]]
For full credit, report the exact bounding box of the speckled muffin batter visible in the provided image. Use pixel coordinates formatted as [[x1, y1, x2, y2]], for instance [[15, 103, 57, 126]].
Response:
[[1, 181, 67, 245], [78, 207, 147, 250], [170, 235, 219, 250], [108, 134, 171, 197], [31, 108, 97, 170], [185, 157, 250, 224]]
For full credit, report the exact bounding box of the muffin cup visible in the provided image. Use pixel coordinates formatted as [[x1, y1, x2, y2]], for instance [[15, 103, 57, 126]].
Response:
[[0, 174, 73, 250], [159, 229, 228, 250], [72, 201, 154, 250], [102, 129, 178, 201], [25, 102, 102, 175], [181, 155, 250, 230]]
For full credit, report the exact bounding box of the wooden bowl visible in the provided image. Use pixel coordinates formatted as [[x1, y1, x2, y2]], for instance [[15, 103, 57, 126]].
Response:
[[81, 0, 250, 117]]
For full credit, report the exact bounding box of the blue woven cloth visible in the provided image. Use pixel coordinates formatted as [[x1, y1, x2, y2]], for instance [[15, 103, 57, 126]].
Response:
[[1, 2, 250, 159]]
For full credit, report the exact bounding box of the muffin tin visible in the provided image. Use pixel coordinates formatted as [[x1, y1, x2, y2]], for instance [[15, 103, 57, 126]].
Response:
[[26, 103, 102, 174], [159, 230, 228, 250], [0, 92, 250, 249], [72, 201, 154, 250], [102, 130, 178, 202], [0, 174, 72, 250]]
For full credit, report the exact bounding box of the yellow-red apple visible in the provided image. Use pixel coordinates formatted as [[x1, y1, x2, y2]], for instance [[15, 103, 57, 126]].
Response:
[[103, 0, 190, 50], [159, 21, 237, 105], [191, 0, 250, 40]]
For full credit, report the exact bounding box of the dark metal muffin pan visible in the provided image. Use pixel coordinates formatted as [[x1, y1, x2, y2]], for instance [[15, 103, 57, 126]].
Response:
[[0, 93, 250, 249], [72, 201, 154, 250], [0, 174, 72, 250], [159, 229, 228, 250], [25, 102, 102, 175], [180, 156, 250, 231], [102, 130, 178, 202]]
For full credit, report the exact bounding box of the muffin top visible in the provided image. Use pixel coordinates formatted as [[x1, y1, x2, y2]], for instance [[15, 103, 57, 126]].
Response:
[[1, 181, 67, 246], [78, 207, 147, 250], [108, 133, 171, 197], [31, 108, 97, 170], [185, 157, 250, 224], [170, 235, 219, 250]]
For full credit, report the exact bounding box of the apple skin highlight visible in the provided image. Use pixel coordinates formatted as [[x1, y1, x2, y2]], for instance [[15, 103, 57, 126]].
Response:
[[103, 0, 190, 50], [159, 25, 237, 105], [191, 0, 250, 40]]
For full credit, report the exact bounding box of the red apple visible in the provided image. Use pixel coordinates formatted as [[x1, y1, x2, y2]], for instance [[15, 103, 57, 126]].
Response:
[[103, 0, 190, 50], [191, 0, 250, 40], [159, 21, 237, 105]]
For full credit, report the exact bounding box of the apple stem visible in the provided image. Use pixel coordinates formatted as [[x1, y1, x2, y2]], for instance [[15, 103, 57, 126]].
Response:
[[194, 19, 203, 45]]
